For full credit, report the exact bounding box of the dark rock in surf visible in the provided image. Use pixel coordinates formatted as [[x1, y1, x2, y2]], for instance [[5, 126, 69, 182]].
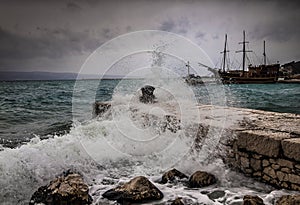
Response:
[[171, 197, 184, 205], [102, 176, 163, 203], [243, 195, 265, 205], [275, 195, 300, 205], [93, 101, 111, 117], [139, 85, 156, 103], [161, 168, 188, 184], [207, 190, 226, 200], [188, 171, 217, 188], [29, 171, 92, 205]]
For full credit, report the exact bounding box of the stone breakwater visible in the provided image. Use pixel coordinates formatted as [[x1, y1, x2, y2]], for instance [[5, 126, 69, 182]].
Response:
[[196, 105, 300, 191], [93, 102, 300, 191]]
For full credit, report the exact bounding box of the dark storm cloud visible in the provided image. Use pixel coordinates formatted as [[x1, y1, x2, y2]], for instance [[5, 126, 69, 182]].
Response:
[[0, 26, 101, 60], [159, 20, 176, 32], [195, 31, 206, 39], [249, 21, 300, 42], [159, 18, 190, 34], [64, 2, 82, 12], [0, 0, 299, 72]]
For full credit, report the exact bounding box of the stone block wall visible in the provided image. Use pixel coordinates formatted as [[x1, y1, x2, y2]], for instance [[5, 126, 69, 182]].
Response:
[[225, 129, 300, 191]]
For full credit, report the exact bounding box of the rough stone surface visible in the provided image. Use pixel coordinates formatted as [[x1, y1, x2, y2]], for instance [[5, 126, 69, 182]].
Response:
[[207, 107, 300, 191], [263, 167, 276, 179], [241, 157, 250, 168], [189, 171, 216, 188], [250, 158, 261, 171], [161, 168, 188, 184], [291, 184, 300, 191], [253, 172, 262, 177], [276, 195, 300, 205], [282, 138, 300, 162], [102, 176, 163, 203], [171, 197, 184, 205], [262, 160, 270, 167], [277, 159, 294, 169], [287, 174, 300, 184], [276, 171, 287, 182], [281, 167, 291, 173], [243, 195, 265, 205], [271, 164, 280, 170], [29, 171, 92, 205], [236, 130, 290, 157]]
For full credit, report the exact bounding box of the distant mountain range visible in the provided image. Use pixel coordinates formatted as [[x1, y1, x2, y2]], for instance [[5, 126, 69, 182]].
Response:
[[0, 71, 124, 81]]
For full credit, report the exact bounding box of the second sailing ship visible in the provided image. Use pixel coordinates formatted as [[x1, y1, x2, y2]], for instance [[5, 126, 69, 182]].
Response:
[[218, 31, 280, 84]]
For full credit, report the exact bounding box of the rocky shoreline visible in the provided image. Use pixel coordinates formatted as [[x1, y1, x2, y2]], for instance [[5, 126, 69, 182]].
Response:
[[30, 168, 300, 205]]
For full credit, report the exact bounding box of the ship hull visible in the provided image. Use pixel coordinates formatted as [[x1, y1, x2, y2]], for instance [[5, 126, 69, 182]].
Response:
[[221, 77, 277, 84]]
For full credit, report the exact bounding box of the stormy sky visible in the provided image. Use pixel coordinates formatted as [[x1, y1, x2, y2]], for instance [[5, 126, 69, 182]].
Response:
[[0, 0, 299, 74]]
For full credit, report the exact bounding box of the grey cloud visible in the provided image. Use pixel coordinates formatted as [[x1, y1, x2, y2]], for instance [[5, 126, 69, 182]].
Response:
[[159, 20, 176, 32], [249, 20, 300, 42], [196, 31, 206, 39], [0, 26, 101, 61], [65, 2, 82, 12], [159, 17, 190, 34], [102, 28, 116, 39], [212, 34, 219, 39]]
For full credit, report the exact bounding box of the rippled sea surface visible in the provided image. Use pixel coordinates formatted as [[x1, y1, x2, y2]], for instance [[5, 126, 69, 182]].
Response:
[[0, 79, 299, 148]]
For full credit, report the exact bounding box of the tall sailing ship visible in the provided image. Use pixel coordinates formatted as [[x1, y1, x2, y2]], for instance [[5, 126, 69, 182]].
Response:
[[218, 31, 280, 84]]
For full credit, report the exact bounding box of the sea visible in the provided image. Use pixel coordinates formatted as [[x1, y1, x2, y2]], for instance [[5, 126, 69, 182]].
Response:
[[0, 79, 299, 205]]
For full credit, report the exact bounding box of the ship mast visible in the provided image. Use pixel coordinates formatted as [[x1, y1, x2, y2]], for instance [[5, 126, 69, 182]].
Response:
[[186, 61, 190, 76], [236, 31, 252, 77], [263, 40, 266, 65], [220, 34, 229, 72]]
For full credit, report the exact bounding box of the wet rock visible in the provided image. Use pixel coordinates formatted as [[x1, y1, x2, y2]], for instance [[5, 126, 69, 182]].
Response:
[[139, 85, 156, 103], [171, 197, 184, 205], [207, 190, 225, 200], [29, 171, 92, 205], [242, 195, 264, 205], [161, 169, 188, 184], [275, 195, 300, 205], [93, 101, 111, 117], [189, 171, 217, 188], [102, 176, 163, 203]]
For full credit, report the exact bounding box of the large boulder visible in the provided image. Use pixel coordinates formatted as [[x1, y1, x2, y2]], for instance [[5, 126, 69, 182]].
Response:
[[243, 195, 265, 205], [102, 176, 163, 203], [188, 171, 216, 188], [29, 171, 92, 205], [276, 195, 300, 205], [139, 85, 156, 103], [161, 168, 188, 184]]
